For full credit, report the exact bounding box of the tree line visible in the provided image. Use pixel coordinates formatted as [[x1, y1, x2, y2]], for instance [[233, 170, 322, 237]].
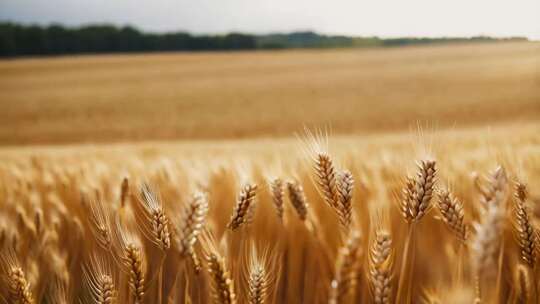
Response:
[[0, 22, 528, 57], [0, 23, 257, 57]]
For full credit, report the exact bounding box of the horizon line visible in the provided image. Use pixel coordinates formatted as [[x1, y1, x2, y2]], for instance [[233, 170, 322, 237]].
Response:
[[0, 19, 535, 41]]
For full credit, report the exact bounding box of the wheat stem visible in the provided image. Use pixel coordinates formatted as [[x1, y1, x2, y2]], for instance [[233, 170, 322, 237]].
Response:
[[396, 224, 415, 304]]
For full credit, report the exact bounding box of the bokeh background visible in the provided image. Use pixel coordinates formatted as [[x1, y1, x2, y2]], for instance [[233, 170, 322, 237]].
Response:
[[1, 0, 539, 145]]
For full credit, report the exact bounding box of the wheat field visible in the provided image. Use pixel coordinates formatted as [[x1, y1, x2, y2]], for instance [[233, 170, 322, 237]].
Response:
[[1, 41, 539, 144], [0, 42, 540, 304]]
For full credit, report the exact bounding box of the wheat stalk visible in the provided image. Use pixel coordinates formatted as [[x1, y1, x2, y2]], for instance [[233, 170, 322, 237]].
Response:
[[189, 250, 202, 274], [44, 277, 70, 304], [515, 264, 530, 303]]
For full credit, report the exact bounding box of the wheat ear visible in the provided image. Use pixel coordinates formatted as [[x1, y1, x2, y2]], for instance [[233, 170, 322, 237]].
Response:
[[396, 160, 436, 304], [314, 152, 340, 210], [471, 202, 505, 274], [471, 203, 504, 302], [329, 230, 362, 304], [247, 250, 270, 304], [269, 178, 285, 223], [83, 254, 116, 304], [82, 194, 112, 251], [207, 252, 237, 304], [136, 184, 170, 304], [369, 229, 393, 304], [176, 192, 209, 256], [336, 170, 354, 229], [512, 182, 536, 268], [137, 184, 171, 251], [114, 217, 146, 303], [228, 184, 257, 231], [400, 160, 437, 223], [286, 180, 309, 221], [7, 266, 34, 304], [436, 189, 468, 242], [479, 166, 508, 207], [125, 244, 145, 303], [120, 177, 130, 208]]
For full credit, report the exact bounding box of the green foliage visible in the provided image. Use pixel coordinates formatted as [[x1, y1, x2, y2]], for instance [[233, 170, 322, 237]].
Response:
[[0, 23, 257, 57], [256, 31, 354, 49], [0, 22, 528, 57]]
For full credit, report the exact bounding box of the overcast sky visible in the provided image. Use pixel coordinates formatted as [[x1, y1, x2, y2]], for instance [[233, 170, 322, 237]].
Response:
[[1, 0, 539, 39]]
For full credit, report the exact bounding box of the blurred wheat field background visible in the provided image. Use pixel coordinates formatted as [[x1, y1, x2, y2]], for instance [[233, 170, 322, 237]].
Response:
[[1, 41, 539, 144], [0, 41, 540, 304]]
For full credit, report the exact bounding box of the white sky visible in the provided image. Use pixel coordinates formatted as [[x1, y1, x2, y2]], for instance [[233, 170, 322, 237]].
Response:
[[1, 0, 539, 39]]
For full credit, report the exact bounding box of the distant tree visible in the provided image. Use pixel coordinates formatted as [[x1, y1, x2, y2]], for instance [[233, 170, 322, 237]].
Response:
[[0, 22, 528, 57], [0, 23, 17, 56]]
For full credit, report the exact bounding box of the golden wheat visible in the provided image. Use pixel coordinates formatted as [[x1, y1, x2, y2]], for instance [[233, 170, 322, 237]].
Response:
[[0, 125, 539, 303]]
